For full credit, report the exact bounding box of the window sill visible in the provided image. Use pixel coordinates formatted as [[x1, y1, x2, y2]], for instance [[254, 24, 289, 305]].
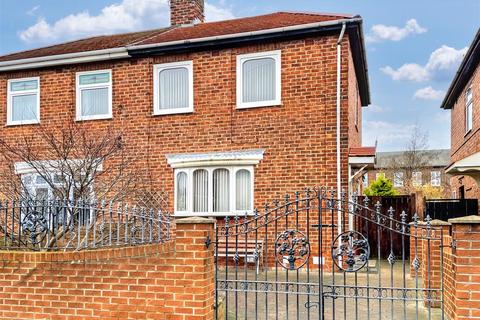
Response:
[[174, 212, 254, 218], [6, 120, 40, 127], [153, 109, 194, 116], [237, 101, 282, 110], [76, 115, 112, 122], [464, 129, 472, 138]]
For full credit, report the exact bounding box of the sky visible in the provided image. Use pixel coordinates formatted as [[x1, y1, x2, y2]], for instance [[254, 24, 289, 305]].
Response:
[[0, 0, 479, 152]]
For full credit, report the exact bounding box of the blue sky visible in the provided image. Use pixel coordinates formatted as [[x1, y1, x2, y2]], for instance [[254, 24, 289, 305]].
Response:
[[0, 0, 479, 151]]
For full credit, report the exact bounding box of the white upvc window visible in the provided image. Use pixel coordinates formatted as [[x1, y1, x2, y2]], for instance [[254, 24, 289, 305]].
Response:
[[174, 166, 254, 216], [236, 50, 281, 109], [76, 70, 112, 121], [7, 77, 40, 125], [153, 61, 193, 115], [393, 172, 404, 187], [363, 173, 369, 188], [412, 171, 422, 187], [431, 171, 441, 187], [466, 87, 473, 133]]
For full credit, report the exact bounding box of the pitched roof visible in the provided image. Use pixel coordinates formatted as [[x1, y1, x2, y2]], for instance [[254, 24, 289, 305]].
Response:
[[0, 12, 351, 63], [349, 146, 376, 157], [375, 149, 451, 169], [440, 27, 480, 109]]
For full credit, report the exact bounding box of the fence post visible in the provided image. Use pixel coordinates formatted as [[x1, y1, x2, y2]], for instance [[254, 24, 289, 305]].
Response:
[[173, 217, 216, 320], [447, 215, 480, 320]]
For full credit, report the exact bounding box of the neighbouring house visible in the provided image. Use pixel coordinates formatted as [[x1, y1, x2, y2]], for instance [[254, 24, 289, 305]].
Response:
[[0, 0, 371, 221], [364, 149, 451, 196], [441, 27, 480, 200]]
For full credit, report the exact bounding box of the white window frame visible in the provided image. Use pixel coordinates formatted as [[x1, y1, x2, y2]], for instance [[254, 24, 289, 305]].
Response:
[[153, 61, 194, 115], [393, 172, 404, 187], [431, 171, 441, 187], [236, 50, 282, 109], [174, 166, 254, 217], [75, 69, 112, 121], [466, 87, 473, 134], [7, 77, 40, 126], [412, 171, 422, 187]]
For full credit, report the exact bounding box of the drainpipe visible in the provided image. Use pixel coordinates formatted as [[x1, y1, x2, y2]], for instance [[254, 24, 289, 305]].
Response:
[[336, 22, 346, 236]]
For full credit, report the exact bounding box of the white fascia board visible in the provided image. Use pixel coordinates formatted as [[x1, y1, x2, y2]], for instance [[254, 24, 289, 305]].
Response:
[[348, 156, 375, 165], [0, 48, 129, 72]]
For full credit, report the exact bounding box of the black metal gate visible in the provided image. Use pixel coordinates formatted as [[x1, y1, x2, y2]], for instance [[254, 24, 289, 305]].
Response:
[[214, 188, 446, 319]]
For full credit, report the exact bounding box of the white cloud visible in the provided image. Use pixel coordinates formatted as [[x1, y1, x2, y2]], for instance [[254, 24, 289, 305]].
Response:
[[413, 86, 445, 100], [366, 19, 426, 43], [365, 104, 389, 114], [19, 0, 235, 44], [27, 5, 40, 17], [363, 120, 417, 150], [381, 45, 468, 82]]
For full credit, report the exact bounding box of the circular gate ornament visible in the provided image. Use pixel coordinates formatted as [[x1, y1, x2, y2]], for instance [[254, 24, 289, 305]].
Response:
[[275, 230, 310, 270], [332, 231, 370, 272]]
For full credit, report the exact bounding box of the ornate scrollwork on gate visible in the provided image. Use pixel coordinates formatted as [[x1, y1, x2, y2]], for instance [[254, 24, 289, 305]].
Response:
[[332, 231, 370, 272], [21, 210, 49, 245], [275, 229, 310, 270]]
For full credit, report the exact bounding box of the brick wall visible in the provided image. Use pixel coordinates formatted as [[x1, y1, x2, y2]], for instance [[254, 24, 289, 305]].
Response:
[[0, 35, 361, 214], [450, 63, 480, 199], [0, 217, 215, 320], [170, 0, 205, 25]]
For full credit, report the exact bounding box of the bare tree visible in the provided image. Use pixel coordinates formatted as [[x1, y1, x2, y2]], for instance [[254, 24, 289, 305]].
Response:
[[0, 122, 167, 207], [387, 124, 437, 194]]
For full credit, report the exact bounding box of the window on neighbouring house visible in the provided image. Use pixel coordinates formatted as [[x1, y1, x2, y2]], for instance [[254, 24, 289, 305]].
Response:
[[7, 77, 40, 125], [412, 171, 422, 187], [237, 50, 281, 109], [175, 166, 253, 215], [153, 61, 193, 115], [76, 70, 112, 120], [431, 171, 441, 187], [393, 172, 404, 187], [466, 87, 473, 133], [375, 172, 385, 180]]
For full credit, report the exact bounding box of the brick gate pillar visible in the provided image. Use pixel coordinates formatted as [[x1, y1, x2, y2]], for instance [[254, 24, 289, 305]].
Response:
[[173, 217, 216, 320], [447, 215, 480, 320]]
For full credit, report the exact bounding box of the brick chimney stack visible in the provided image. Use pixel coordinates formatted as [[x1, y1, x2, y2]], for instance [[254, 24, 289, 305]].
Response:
[[170, 0, 205, 26]]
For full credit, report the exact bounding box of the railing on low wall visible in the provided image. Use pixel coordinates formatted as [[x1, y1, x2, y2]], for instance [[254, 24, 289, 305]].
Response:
[[0, 199, 171, 251]]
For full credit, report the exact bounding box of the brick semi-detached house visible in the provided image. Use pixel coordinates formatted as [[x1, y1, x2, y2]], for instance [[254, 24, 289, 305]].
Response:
[[0, 1, 371, 222], [441, 28, 480, 201]]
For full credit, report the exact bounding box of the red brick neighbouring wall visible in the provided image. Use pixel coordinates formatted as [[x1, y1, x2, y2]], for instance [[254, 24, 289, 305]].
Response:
[[0, 218, 215, 320]]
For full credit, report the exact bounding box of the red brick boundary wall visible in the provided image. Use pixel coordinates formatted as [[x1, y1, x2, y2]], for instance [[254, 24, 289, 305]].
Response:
[[0, 217, 215, 320], [445, 215, 480, 320]]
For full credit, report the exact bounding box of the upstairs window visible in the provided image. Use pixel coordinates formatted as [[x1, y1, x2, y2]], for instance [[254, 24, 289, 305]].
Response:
[[393, 172, 404, 187], [153, 61, 193, 115], [237, 50, 281, 109], [412, 171, 422, 187], [431, 171, 441, 187], [76, 70, 112, 121], [7, 77, 40, 125], [466, 87, 473, 133]]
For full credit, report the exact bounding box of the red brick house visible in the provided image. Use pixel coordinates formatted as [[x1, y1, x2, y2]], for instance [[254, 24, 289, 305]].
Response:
[[0, 0, 371, 217], [441, 28, 480, 200]]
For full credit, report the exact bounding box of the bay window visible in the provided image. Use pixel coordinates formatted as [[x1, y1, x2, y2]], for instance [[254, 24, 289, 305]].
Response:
[[175, 166, 254, 216]]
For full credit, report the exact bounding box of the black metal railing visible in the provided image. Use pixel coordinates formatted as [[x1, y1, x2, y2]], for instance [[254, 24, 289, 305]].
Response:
[[0, 199, 171, 251]]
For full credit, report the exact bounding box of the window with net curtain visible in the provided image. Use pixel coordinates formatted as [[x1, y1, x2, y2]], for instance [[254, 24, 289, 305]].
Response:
[[175, 167, 252, 214], [8, 78, 39, 125], [154, 61, 193, 115], [237, 50, 281, 108], [76, 70, 111, 120]]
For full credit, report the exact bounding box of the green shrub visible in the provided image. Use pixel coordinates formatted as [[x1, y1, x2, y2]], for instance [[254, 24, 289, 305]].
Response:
[[364, 175, 398, 196]]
